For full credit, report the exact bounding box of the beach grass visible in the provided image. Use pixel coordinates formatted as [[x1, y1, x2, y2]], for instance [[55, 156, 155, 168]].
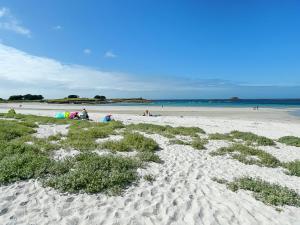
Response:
[[127, 123, 205, 138], [101, 132, 161, 162], [208, 131, 275, 146], [210, 144, 281, 168], [283, 160, 300, 177], [0, 120, 36, 141], [278, 136, 300, 147], [144, 174, 155, 182], [169, 137, 208, 150], [0, 141, 50, 184], [227, 177, 300, 207], [44, 153, 140, 194]]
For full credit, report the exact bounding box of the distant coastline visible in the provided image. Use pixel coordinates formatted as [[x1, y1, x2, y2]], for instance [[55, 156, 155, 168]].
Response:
[[2, 98, 300, 108]]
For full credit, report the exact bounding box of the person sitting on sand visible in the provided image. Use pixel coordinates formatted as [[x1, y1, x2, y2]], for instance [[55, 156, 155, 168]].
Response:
[[69, 112, 80, 119], [80, 108, 89, 120], [143, 110, 152, 116], [102, 114, 113, 122]]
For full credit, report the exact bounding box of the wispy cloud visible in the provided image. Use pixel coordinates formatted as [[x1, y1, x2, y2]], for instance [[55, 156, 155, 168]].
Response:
[[104, 50, 117, 58], [0, 7, 31, 37], [83, 48, 91, 54], [1, 43, 298, 99], [52, 25, 62, 30]]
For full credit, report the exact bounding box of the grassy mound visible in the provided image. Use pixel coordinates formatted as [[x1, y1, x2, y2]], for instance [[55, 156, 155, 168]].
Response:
[[169, 137, 208, 150], [127, 123, 205, 138], [0, 120, 36, 141], [284, 160, 300, 177], [45, 153, 140, 194], [102, 132, 160, 162], [209, 131, 275, 146], [0, 141, 50, 184], [62, 120, 124, 150], [227, 177, 300, 207], [210, 144, 281, 168], [278, 136, 300, 147]]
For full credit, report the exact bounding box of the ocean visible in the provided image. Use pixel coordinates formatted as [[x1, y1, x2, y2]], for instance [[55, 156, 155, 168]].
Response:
[[109, 99, 300, 108]]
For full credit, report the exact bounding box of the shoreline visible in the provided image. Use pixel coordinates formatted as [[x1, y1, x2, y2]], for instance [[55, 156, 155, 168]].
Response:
[[1, 102, 300, 123]]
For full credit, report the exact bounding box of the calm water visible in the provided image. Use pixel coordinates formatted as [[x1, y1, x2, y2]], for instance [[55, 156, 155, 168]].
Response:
[[109, 99, 300, 108]]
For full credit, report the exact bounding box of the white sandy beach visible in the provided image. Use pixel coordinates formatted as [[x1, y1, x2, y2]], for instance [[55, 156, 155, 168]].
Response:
[[1, 103, 300, 225]]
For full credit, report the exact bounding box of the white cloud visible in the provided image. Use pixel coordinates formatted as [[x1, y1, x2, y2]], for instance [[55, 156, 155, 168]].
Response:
[[104, 50, 117, 58], [0, 7, 31, 37], [83, 48, 91, 54], [1, 43, 286, 99], [53, 25, 62, 30]]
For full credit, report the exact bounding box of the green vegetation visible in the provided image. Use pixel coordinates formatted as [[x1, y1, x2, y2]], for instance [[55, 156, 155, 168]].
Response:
[[0, 120, 36, 141], [284, 160, 300, 177], [169, 137, 208, 150], [278, 136, 300, 147], [210, 144, 281, 168], [211, 177, 228, 184], [0, 113, 162, 194], [230, 131, 275, 146], [102, 132, 160, 162], [191, 138, 208, 150], [227, 177, 300, 207], [209, 133, 234, 141], [208, 131, 275, 146], [0, 141, 50, 184], [45, 153, 140, 194], [144, 174, 155, 182], [127, 123, 205, 138]]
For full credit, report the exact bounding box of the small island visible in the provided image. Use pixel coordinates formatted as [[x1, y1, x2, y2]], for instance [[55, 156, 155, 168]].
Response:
[[0, 94, 152, 105]]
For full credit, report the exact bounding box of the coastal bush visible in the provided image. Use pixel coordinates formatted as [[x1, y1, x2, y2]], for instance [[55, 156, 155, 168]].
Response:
[[0, 141, 50, 184], [209, 133, 233, 141], [127, 123, 205, 138], [169, 139, 190, 145], [102, 132, 159, 153], [0, 120, 36, 141], [191, 138, 208, 150], [137, 151, 161, 163], [44, 153, 140, 194], [284, 160, 300, 177], [62, 120, 123, 150], [208, 131, 275, 146], [278, 136, 300, 147], [230, 131, 275, 146], [144, 174, 155, 182], [210, 144, 281, 168], [227, 177, 300, 207], [169, 137, 208, 150], [3, 112, 70, 125]]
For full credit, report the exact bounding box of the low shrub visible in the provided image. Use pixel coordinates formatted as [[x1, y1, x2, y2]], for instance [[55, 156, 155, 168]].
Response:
[[278, 136, 300, 147], [210, 144, 281, 168], [284, 160, 300, 177], [45, 153, 140, 194], [227, 177, 300, 207], [0, 141, 50, 184], [127, 123, 205, 138]]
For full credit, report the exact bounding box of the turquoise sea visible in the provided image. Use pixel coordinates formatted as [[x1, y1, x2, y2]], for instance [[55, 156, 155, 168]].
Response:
[[109, 99, 300, 108]]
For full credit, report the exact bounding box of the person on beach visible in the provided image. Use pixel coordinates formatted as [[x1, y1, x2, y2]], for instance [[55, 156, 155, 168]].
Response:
[[80, 108, 89, 120], [102, 114, 113, 122], [69, 112, 80, 119], [143, 110, 152, 116]]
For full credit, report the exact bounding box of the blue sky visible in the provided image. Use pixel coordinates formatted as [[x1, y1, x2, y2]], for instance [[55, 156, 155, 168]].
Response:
[[0, 0, 300, 99]]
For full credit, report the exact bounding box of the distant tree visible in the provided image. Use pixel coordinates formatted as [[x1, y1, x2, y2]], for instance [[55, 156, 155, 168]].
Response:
[[23, 94, 44, 100], [68, 95, 79, 99], [8, 95, 24, 101], [94, 95, 106, 101]]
